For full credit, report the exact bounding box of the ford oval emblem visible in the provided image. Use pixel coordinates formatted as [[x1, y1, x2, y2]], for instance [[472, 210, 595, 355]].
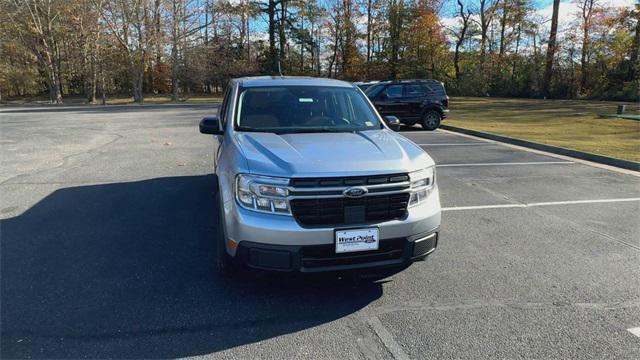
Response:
[[343, 186, 368, 198]]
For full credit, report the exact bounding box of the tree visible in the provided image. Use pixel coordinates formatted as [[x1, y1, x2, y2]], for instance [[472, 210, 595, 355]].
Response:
[[629, 5, 640, 81], [498, 0, 509, 56], [474, 0, 496, 68], [388, 0, 406, 79], [577, 0, 599, 95], [6, 0, 67, 103], [401, 0, 448, 79], [452, 0, 472, 83], [509, 0, 529, 80], [96, 0, 151, 103], [326, 2, 342, 78], [543, 0, 560, 97], [340, 0, 360, 80], [70, 0, 104, 103], [168, 0, 203, 100], [365, 0, 374, 64], [0, 0, 636, 102], [256, 0, 285, 74]]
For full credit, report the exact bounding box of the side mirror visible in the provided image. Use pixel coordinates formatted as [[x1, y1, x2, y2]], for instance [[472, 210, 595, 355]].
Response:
[[199, 116, 223, 135], [384, 116, 401, 131]]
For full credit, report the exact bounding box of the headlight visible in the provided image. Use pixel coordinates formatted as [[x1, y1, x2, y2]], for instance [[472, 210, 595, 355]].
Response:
[[408, 166, 435, 207], [235, 174, 291, 215]]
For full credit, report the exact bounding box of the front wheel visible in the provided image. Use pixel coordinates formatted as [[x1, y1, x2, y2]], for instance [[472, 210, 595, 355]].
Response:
[[421, 110, 441, 131]]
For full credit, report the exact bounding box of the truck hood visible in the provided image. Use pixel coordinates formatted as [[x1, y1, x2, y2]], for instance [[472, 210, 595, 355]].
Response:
[[233, 129, 434, 178]]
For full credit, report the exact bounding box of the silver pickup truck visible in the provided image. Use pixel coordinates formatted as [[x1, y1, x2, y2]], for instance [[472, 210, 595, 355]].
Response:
[[200, 76, 441, 274]]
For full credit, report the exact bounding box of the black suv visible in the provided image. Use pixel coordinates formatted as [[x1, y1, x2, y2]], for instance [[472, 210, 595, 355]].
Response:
[[364, 80, 449, 130]]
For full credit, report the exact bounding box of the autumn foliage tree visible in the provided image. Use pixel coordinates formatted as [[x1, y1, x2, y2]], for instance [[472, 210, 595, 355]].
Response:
[[0, 0, 637, 103]]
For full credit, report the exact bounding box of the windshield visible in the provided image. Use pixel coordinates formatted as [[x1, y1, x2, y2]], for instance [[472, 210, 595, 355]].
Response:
[[235, 86, 383, 134]]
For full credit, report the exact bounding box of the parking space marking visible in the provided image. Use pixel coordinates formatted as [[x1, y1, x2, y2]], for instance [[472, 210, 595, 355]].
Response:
[[442, 197, 640, 212], [435, 128, 640, 176], [527, 198, 640, 207], [417, 143, 490, 146], [628, 327, 640, 338], [443, 204, 526, 211], [437, 161, 574, 167], [367, 317, 410, 360]]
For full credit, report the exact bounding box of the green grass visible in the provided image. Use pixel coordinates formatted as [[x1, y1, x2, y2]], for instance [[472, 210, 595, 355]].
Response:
[[446, 97, 640, 162]]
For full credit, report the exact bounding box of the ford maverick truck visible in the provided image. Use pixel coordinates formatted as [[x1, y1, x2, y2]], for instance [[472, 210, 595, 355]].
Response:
[[200, 76, 441, 274]]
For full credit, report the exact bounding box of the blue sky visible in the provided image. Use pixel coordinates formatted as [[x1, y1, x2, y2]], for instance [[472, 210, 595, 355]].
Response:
[[536, 0, 554, 8]]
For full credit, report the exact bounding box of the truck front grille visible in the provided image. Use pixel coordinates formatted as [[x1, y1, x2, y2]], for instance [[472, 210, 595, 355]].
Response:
[[290, 193, 410, 226]]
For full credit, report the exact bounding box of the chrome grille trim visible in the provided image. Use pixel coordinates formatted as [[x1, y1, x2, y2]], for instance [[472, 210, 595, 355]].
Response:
[[286, 181, 411, 199], [286, 188, 411, 200]]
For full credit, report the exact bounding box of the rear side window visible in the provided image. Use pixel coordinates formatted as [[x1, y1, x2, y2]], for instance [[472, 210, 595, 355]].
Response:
[[404, 84, 425, 96], [384, 85, 402, 98]]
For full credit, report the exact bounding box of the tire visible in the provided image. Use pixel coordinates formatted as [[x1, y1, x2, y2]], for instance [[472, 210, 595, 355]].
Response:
[[421, 110, 441, 131]]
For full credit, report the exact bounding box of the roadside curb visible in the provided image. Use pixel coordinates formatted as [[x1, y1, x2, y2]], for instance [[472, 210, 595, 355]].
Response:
[[0, 102, 220, 112], [440, 124, 640, 172]]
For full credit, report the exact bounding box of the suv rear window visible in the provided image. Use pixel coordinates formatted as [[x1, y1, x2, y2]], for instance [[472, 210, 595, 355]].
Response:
[[422, 83, 446, 96]]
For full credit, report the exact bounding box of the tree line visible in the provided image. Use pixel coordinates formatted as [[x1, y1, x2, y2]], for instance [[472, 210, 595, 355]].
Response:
[[0, 0, 637, 104]]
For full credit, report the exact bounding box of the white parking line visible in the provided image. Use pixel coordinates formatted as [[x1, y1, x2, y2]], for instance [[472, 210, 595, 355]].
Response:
[[417, 143, 490, 146], [628, 327, 640, 338], [436, 128, 640, 176], [437, 161, 574, 167], [442, 197, 640, 212], [442, 204, 526, 211], [528, 198, 640, 207], [368, 317, 410, 360]]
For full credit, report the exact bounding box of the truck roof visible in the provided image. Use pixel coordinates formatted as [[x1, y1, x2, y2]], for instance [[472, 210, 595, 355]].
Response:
[[235, 76, 355, 88]]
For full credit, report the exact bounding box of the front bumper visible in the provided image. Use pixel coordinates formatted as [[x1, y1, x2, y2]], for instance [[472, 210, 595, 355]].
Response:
[[222, 187, 441, 272], [235, 231, 438, 272]]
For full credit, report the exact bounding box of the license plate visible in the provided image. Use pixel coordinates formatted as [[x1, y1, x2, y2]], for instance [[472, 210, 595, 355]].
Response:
[[335, 228, 379, 253]]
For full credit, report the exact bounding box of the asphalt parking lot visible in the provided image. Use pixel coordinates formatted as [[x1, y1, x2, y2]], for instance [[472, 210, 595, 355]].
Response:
[[1, 104, 639, 359]]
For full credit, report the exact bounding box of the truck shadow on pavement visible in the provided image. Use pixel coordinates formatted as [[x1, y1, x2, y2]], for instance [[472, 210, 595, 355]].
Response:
[[1, 175, 383, 358]]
